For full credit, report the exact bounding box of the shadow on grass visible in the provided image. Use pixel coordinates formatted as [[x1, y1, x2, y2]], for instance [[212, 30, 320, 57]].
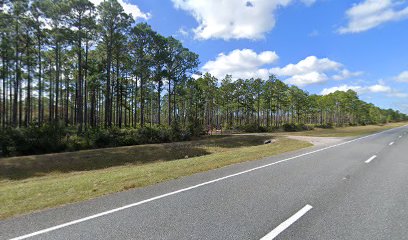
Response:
[[0, 134, 273, 180]]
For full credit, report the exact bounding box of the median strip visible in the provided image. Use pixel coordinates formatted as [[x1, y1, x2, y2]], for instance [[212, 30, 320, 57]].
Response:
[[260, 204, 313, 240]]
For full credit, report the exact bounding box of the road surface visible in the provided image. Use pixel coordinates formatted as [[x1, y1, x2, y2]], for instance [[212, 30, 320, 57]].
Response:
[[1, 125, 408, 240]]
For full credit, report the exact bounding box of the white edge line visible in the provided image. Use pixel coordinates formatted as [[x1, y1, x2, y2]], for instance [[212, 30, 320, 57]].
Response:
[[260, 204, 313, 240], [365, 155, 377, 164], [9, 124, 408, 240], [389, 142, 394, 146]]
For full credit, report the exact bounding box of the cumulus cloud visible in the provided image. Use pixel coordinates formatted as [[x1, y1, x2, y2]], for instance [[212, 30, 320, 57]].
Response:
[[321, 83, 407, 98], [270, 56, 360, 86], [338, 0, 408, 34], [285, 72, 329, 86], [171, 0, 314, 40], [90, 0, 150, 20], [201, 52, 362, 85], [271, 56, 341, 76], [367, 84, 392, 93], [332, 69, 364, 80], [201, 49, 279, 80], [321, 84, 363, 95], [395, 71, 408, 82]]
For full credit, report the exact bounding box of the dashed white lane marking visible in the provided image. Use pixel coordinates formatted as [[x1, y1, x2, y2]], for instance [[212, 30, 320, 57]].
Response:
[[365, 155, 377, 163], [260, 205, 313, 240], [389, 142, 395, 146]]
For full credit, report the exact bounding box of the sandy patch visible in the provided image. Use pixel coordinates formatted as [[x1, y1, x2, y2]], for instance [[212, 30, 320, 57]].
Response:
[[284, 135, 349, 147]]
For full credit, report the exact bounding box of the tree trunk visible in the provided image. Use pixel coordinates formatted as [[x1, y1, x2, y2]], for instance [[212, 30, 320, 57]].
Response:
[[55, 42, 60, 122]]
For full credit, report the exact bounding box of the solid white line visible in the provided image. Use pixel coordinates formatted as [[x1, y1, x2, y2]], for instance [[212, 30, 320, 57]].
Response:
[[9, 125, 408, 240], [260, 205, 313, 240], [389, 142, 394, 146], [365, 155, 377, 163]]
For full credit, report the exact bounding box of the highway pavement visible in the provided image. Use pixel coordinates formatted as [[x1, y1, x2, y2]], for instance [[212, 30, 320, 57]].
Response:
[[1, 125, 408, 240]]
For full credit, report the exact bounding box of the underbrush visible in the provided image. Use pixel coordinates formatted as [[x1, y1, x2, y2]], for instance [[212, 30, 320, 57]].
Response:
[[0, 122, 193, 157], [282, 123, 315, 132]]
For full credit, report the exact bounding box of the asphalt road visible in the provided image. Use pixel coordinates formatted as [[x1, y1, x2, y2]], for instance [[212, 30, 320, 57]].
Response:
[[1, 125, 408, 240]]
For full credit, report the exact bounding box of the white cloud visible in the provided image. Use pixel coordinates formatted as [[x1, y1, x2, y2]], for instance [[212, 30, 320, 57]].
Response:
[[201, 52, 361, 85], [392, 92, 408, 98], [90, 0, 150, 20], [201, 49, 279, 80], [338, 0, 408, 34], [271, 56, 360, 86], [286, 72, 329, 86], [321, 83, 407, 98], [395, 71, 408, 82], [321, 84, 363, 95], [301, 0, 316, 6], [271, 56, 341, 76], [171, 0, 314, 40], [367, 84, 392, 93], [178, 27, 189, 37], [332, 69, 364, 80]]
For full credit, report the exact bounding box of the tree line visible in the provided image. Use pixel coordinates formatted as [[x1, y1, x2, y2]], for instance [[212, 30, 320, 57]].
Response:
[[1, 0, 199, 132], [1, 0, 406, 136]]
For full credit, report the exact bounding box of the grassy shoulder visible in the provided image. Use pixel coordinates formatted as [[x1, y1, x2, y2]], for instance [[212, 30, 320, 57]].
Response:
[[276, 122, 407, 137], [0, 136, 311, 219], [1, 122, 405, 219]]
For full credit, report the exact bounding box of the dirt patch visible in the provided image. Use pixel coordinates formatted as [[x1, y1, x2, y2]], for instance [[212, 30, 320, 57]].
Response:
[[284, 135, 349, 147]]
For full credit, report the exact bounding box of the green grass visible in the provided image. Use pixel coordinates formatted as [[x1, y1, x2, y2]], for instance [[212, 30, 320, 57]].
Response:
[[0, 134, 274, 180], [1, 122, 405, 220], [0, 136, 311, 219]]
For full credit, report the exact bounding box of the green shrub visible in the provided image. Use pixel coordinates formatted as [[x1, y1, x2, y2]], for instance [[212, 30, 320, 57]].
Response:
[[66, 135, 89, 151], [170, 121, 191, 141], [0, 128, 16, 156], [0, 124, 192, 157], [315, 123, 334, 129], [267, 126, 281, 132], [187, 119, 205, 137], [0, 123, 68, 156], [238, 123, 267, 133], [283, 123, 314, 132], [283, 123, 298, 132]]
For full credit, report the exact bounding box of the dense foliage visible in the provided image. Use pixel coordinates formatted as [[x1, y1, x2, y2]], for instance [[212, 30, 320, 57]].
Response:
[[0, 0, 407, 156]]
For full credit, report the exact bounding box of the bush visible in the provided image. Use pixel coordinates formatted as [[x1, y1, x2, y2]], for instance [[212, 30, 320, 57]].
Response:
[[0, 123, 68, 156], [0, 124, 192, 157], [315, 123, 334, 129], [283, 123, 314, 132], [170, 121, 191, 141], [137, 126, 169, 144], [0, 128, 16, 156], [267, 126, 281, 132], [282, 123, 298, 132], [66, 135, 89, 151], [239, 123, 267, 133], [187, 119, 205, 137]]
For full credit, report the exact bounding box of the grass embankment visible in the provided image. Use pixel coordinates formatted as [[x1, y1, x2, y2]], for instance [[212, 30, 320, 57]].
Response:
[[0, 135, 311, 219], [278, 122, 407, 137], [1, 122, 405, 219]]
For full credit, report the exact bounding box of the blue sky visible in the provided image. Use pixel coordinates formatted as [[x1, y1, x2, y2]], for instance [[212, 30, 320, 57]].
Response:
[[108, 0, 408, 113]]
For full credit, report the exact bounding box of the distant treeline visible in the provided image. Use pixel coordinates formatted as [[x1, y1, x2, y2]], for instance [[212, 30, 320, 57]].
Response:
[[0, 0, 407, 157]]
